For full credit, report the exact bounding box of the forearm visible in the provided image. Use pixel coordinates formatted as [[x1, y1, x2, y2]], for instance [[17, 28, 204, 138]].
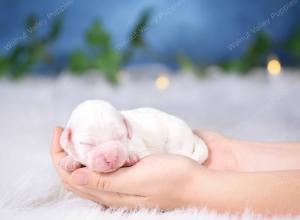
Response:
[[230, 139, 300, 171], [190, 168, 300, 215]]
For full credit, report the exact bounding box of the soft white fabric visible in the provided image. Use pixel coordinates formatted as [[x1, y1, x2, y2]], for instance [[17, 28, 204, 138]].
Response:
[[0, 67, 300, 220]]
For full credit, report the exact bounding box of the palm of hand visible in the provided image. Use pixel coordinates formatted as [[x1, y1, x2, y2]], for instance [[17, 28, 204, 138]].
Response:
[[72, 154, 201, 209]]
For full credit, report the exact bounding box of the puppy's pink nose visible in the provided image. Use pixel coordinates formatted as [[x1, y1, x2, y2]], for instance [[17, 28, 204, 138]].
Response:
[[88, 142, 128, 172], [103, 149, 118, 167]]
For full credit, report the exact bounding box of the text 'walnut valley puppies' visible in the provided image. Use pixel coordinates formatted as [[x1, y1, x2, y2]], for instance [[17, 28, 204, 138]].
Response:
[[60, 100, 208, 173]]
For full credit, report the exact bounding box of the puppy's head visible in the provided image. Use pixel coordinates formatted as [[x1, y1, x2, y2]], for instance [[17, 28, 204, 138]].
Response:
[[60, 100, 132, 173]]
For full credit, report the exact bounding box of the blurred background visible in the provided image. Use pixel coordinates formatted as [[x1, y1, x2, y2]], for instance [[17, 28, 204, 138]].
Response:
[[0, 0, 300, 148], [1, 0, 300, 78]]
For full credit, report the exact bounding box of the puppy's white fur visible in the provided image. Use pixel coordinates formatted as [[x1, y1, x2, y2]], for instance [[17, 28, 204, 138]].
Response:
[[62, 100, 208, 170], [122, 107, 208, 162]]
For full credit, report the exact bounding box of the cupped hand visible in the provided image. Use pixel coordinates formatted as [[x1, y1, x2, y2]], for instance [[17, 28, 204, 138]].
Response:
[[194, 130, 239, 171], [51, 127, 205, 209]]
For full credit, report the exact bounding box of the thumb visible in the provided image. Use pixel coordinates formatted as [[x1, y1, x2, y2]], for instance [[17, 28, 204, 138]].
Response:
[[70, 167, 136, 193], [193, 129, 225, 143], [71, 167, 111, 191], [193, 129, 206, 139], [193, 129, 213, 143]]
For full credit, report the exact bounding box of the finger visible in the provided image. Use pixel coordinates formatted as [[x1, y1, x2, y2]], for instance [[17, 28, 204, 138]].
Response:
[[64, 183, 104, 204], [65, 184, 110, 209], [95, 191, 146, 209], [70, 164, 148, 194], [70, 167, 113, 191], [193, 129, 212, 140], [51, 127, 64, 154], [194, 129, 228, 141], [51, 127, 67, 162], [73, 185, 147, 209], [51, 127, 68, 165], [50, 127, 73, 184], [193, 129, 224, 145], [54, 159, 73, 185], [65, 179, 146, 209]]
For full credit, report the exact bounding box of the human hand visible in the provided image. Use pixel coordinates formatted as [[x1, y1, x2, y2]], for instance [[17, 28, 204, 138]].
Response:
[[194, 130, 239, 171], [195, 130, 300, 172], [51, 127, 206, 209], [52, 127, 300, 212]]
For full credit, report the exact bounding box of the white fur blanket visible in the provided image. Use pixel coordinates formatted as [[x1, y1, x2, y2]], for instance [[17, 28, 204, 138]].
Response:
[[0, 67, 300, 220]]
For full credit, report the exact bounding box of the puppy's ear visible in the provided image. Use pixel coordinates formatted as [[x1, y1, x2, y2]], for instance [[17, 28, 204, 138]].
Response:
[[122, 117, 132, 139], [60, 128, 72, 150]]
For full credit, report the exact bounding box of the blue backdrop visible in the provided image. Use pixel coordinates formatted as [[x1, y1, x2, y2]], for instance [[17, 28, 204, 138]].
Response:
[[1, 0, 300, 68]]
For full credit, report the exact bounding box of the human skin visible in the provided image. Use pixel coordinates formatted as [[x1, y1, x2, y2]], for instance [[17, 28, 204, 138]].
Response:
[[51, 127, 300, 215], [197, 130, 300, 172]]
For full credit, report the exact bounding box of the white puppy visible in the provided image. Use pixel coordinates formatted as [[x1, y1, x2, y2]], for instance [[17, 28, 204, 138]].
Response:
[[60, 100, 208, 173]]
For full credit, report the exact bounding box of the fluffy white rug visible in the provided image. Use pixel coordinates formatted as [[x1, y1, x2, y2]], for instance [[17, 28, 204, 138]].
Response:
[[0, 66, 300, 220]]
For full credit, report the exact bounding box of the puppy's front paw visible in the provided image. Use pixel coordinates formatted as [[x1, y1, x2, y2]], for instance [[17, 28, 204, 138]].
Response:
[[59, 156, 82, 172], [124, 152, 140, 167]]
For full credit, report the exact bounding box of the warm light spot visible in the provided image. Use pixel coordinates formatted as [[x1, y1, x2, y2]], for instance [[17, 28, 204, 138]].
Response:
[[267, 58, 281, 75], [155, 74, 170, 90]]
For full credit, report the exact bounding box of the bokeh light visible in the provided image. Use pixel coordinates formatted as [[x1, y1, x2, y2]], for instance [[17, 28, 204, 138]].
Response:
[[267, 58, 282, 75], [155, 74, 170, 90]]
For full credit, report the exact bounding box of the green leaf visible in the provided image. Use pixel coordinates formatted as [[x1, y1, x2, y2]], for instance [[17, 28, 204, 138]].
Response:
[[219, 33, 271, 73], [7, 45, 32, 78], [0, 14, 62, 79], [129, 8, 152, 48], [245, 33, 270, 59], [0, 56, 9, 76], [176, 55, 206, 77], [93, 49, 122, 84], [286, 28, 300, 57], [85, 21, 110, 48], [30, 41, 45, 59], [178, 55, 200, 71], [44, 17, 63, 43], [10, 55, 33, 79], [122, 8, 152, 64], [25, 15, 38, 40], [219, 59, 251, 73], [69, 50, 90, 73]]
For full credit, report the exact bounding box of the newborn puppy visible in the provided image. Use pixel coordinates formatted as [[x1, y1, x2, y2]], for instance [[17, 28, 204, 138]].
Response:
[[60, 100, 208, 173]]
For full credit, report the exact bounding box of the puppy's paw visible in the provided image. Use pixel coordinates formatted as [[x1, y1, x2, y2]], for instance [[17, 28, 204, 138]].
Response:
[[124, 152, 140, 167], [59, 156, 82, 172]]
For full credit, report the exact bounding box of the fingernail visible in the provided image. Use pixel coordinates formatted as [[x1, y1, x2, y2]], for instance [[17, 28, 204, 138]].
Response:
[[72, 172, 88, 185]]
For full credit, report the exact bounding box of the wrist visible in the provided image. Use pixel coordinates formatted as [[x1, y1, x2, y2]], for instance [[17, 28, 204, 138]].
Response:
[[230, 139, 300, 171], [229, 138, 278, 172], [227, 138, 261, 172], [186, 166, 243, 212], [183, 165, 213, 208], [225, 138, 247, 171]]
